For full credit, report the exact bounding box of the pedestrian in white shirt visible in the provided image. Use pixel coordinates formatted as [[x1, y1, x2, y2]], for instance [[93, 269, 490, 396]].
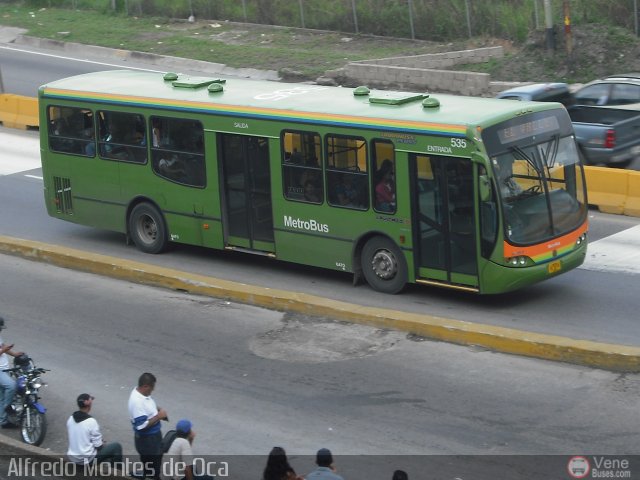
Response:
[[67, 393, 123, 465]]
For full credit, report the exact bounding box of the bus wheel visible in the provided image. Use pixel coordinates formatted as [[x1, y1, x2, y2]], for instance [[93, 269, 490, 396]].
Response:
[[361, 236, 407, 294], [128, 203, 168, 254]]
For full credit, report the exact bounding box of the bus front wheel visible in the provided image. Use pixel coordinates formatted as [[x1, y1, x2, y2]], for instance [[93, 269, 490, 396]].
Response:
[[361, 236, 407, 294], [128, 203, 168, 254]]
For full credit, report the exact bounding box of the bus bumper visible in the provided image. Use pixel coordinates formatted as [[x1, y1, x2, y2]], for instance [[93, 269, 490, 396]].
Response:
[[479, 243, 588, 294]]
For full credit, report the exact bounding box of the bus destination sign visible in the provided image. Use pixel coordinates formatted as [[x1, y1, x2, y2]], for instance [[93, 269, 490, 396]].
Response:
[[497, 115, 560, 144]]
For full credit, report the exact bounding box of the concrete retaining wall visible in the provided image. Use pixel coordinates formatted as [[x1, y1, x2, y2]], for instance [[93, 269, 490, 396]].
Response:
[[323, 46, 514, 96]]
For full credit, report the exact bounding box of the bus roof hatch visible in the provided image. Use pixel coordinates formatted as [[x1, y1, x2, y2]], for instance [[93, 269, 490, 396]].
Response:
[[171, 76, 227, 89], [368, 92, 427, 105]]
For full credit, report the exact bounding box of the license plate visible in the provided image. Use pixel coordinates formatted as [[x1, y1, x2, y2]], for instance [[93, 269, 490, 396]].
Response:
[[548, 260, 562, 274]]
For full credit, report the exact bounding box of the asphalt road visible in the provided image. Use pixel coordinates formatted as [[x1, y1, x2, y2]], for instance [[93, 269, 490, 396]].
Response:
[[0, 255, 639, 480], [1, 28, 640, 479]]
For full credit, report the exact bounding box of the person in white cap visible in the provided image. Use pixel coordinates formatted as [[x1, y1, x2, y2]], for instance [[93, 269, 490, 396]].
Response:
[[67, 393, 123, 465]]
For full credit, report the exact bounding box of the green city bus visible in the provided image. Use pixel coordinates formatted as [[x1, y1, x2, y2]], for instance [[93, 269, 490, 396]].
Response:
[[38, 70, 588, 294]]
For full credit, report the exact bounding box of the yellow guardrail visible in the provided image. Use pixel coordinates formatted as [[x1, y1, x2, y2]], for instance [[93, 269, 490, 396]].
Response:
[[584, 166, 640, 217], [0, 93, 38, 129], [0, 94, 639, 217]]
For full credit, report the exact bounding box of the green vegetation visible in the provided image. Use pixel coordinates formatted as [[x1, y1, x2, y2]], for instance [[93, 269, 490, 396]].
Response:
[[5, 0, 640, 42], [2, 1, 640, 84]]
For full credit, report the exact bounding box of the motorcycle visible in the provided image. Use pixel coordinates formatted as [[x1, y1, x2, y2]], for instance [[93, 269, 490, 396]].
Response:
[[4, 354, 49, 446]]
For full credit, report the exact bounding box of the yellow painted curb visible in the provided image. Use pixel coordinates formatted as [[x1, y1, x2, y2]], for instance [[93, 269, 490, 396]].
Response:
[[1, 235, 640, 372]]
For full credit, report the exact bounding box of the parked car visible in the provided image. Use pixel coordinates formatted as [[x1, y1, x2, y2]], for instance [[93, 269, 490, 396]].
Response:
[[495, 82, 574, 105], [573, 73, 640, 107]]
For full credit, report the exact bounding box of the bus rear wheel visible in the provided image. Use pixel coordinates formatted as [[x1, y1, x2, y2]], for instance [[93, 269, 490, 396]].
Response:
[[361, 236, 407, 294], [128, 203, 168, 254]]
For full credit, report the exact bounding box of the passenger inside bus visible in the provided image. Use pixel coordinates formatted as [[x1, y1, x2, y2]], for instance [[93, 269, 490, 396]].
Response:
[[334, 174, 361, 207], [374, 159, 396, 212], [303, 179, 322, 203], [158, 155, 187, 179]]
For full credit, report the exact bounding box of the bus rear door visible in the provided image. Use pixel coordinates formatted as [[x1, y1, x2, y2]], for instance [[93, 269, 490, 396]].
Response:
[[411, 154, 479, 292], [218, 133, 275, 253]]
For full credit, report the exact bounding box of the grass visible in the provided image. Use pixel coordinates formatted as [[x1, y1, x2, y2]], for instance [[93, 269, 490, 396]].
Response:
[[0, 4, 469, 79]]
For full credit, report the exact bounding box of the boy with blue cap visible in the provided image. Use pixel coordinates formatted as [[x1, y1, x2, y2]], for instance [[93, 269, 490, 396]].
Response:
[[163, 419, 211, 480]]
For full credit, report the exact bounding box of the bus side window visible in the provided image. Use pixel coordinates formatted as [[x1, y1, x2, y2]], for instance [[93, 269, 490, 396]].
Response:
[[47, 106, 95, 157], [282, 130, 322, 203], [326, 134, 368, 210], [479, 165, 498, 257], [150, 116, 206, 188], [97, 111, 147, 164], [371, 139, 396, 214]]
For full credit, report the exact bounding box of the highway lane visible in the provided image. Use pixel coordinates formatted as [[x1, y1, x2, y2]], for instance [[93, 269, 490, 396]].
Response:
[[1, 255, 639, 471], [0, 43, 138, 97], [1, 126, 639, 348]]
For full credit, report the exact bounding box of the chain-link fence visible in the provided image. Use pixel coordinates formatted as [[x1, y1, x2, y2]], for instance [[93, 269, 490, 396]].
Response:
[[21, 0, 640, 42]]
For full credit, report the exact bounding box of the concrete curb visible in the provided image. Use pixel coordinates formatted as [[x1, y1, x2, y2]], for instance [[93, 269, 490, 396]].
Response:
[[1, 235, 640, 372], [0, 431, 59, 458]]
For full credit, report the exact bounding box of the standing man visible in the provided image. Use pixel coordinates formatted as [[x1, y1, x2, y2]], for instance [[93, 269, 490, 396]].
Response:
[[67, 393, 123, 466], [128, 372, 168, 479], [0, 317, 23, 429]]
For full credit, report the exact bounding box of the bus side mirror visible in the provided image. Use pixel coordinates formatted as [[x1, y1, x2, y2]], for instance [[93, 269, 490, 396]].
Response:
[[479, 175, 491, 202]]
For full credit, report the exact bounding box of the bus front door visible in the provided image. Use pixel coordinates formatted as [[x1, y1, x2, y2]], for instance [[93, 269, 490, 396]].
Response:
[[411, 154, 479, 291], [219, 133, 275, 252]]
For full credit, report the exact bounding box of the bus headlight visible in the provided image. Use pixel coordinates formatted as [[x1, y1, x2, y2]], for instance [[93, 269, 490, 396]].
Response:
[[575, 233, 587, 246], [506, 256, 530, 266]]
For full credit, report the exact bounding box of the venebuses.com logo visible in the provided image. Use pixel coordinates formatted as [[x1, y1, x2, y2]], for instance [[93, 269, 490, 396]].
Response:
[[567, 456, 632, 479]]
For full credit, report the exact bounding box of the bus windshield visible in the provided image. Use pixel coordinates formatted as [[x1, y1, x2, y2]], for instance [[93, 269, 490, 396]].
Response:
[[489, 134, 586, 245]]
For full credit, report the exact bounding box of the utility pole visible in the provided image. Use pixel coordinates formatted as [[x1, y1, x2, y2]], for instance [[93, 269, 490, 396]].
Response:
[[563, 0, 572, 56], [408, 0, 415, 40], [544, 0, 555, 52]]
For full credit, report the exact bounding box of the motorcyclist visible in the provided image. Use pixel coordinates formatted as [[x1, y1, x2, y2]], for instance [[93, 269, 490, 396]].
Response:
[[0, 317, 24, 428]]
